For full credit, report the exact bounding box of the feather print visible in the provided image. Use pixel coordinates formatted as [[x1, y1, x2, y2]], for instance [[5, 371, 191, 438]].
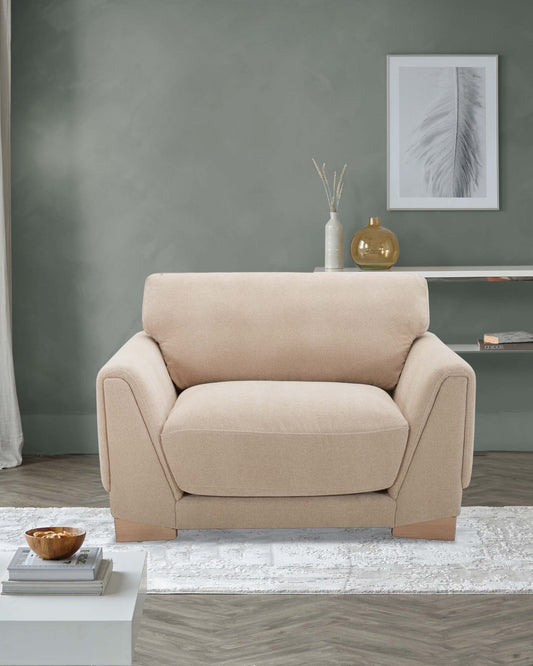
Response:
[[409, 67, 484, 197]]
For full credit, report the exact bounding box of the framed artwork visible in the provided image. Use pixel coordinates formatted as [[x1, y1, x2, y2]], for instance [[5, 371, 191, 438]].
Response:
[[387, 55, 499, 210]]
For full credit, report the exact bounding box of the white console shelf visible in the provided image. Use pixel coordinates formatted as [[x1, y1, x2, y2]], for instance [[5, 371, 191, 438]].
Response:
[[314, 266, 533, 280], [449, 344, 533, 354], [313, 266, 533, 353]]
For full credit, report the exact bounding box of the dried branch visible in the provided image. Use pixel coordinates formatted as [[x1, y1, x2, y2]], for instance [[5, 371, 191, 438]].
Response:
[[337, 182, 345, 206], [312, 158, 332, 209], [312, 159, 348, 212], [337, 164, 347, 195], [322, 163, 333, 204]]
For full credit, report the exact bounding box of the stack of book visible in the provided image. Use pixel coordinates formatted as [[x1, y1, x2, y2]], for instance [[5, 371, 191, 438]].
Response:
[[1, 547, 112, 595], [478, 331, 533, 351]]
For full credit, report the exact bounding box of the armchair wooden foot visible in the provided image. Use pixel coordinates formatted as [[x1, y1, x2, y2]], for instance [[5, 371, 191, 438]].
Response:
[[392, 516, 456, 541], [114, 518, 177, 542]]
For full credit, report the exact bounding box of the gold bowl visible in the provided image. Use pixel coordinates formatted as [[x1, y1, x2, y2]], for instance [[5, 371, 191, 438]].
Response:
[[25, 527, 86, 560]]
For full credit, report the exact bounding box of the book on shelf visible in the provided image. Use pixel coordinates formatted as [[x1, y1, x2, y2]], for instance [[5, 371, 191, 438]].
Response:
[[7, 546, 103, 581], [1, 559, 113, 595], [478, 339, 533, 351], [483, 331, 533, 345]]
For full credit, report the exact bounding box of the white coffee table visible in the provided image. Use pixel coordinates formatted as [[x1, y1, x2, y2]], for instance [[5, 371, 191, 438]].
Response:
[[0, 550, 147, 666]]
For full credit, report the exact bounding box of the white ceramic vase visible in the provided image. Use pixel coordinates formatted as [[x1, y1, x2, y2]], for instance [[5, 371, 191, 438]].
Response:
[[324, 211, 344, 271]]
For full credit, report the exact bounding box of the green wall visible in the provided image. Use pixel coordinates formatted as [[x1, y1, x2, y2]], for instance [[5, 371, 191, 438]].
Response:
[[12, 0, 533, 454]]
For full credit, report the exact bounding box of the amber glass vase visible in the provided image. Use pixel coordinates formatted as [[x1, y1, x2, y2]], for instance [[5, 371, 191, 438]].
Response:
[[350, 217, 399, 270]]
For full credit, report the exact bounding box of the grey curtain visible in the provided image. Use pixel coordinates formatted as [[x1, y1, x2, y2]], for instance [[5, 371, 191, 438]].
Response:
[[0, 0, 22, 468]]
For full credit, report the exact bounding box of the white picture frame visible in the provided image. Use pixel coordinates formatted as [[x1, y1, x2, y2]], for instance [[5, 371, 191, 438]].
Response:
[[387, 55, 499, 210]]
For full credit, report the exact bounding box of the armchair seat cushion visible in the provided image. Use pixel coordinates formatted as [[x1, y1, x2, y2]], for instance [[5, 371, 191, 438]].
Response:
[[161, 381, 409, 497]]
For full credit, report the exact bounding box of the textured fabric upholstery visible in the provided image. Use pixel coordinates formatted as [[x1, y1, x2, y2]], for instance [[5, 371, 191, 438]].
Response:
[[143, 272, 429, 391], [95, 273, 476, 535], [161, 381, 408, 497], [390, 332, 476, 496], [174, 493, 396, 529], [101, 377, 178, 528], [96, 332, 180, 505], [393, 376, 469, 525]]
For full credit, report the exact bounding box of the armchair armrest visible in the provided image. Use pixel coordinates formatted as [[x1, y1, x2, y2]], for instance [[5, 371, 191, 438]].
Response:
[[390, 333, 476, 524], [96, 332, 177, 493]]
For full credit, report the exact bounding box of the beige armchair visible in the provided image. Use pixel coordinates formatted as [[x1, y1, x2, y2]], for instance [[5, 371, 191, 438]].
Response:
[[97, 272, 475, 542]]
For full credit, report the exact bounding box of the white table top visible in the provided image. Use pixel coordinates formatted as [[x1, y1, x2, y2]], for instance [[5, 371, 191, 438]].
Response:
[[0, 550, 146, 622]]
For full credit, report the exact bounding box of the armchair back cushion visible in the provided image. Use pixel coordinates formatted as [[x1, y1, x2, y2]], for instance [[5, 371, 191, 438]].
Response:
[[143, 272, 429, 391]]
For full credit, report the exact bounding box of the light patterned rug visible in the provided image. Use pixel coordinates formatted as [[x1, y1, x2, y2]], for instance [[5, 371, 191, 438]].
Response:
[[0, 506, 531, 594]]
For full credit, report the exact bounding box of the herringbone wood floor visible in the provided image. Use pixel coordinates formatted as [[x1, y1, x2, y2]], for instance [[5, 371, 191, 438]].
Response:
[[1, 453, 532, 665]]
